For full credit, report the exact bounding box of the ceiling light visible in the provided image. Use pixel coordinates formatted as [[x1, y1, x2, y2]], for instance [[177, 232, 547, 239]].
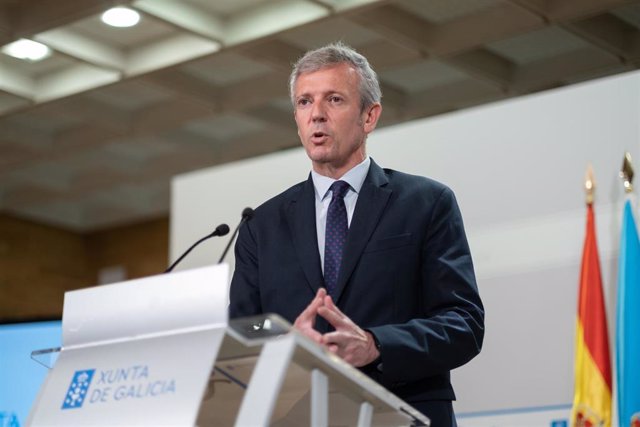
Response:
[[2, 39, 52, 62], [101, 7, 140, 28]]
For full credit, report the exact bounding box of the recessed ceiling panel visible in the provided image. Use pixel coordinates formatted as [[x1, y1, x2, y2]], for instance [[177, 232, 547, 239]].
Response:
[[68, 13, 179, 49], [393, 0, 500, 24], [0, 141, 36, 170], [0, 52, 78, 79], [5, 109, 83, 135], [183, 0, 269, 18], [279, 17, 381, 50], [0, 91, 29, 114], [12, 201, 84, 229], [77, 181, 170, 229], [611, 3, 640, 29], [89, 181, 169, 213], [486, 26, 590, 65], [358, 39, 423, 71], [379, 59, 470, 93], [102, 136, 178, 162], [87, 80, 172, 111], [183, 113, 266, 141], [180, 52, 272, 86], [7, 162, 74, 192]]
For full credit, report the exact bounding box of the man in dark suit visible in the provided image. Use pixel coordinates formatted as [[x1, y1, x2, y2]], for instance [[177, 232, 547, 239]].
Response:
[[229, 42, 484, 426]]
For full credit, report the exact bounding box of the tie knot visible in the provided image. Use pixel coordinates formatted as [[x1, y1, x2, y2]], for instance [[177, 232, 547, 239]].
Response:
[[330, 180, 350, 199]]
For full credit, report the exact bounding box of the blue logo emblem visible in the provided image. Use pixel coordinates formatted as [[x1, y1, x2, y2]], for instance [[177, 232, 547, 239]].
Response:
[[61, 369, 95, 410]]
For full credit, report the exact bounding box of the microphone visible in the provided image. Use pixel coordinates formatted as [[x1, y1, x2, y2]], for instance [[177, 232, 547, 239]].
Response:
[[218, 207, 254, 264], [165, 223, 230, 273]]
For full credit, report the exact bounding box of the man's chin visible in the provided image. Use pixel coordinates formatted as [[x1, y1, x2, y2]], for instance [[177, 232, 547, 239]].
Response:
[[304, 147, 332, 163]]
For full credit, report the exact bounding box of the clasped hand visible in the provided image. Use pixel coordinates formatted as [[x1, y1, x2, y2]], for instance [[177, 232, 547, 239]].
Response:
[[293, 288, 380, 368]]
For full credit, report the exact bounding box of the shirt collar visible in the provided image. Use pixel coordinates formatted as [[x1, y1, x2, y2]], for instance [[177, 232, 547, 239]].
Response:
[[311, 156, 371, 201]]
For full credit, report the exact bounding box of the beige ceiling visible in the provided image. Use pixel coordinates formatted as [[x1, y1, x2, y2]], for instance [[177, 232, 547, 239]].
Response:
[[1, 0, 639, 231]]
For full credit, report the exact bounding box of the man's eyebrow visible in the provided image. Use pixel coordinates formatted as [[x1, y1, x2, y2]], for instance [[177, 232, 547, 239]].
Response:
[[296, 89, 347, 98]]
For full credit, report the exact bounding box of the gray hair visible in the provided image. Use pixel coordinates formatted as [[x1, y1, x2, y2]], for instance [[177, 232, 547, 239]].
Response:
[[289, 42, 382, 111]]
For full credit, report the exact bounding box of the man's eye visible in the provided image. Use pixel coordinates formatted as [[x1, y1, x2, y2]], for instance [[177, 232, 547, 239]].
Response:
[[297, 99, 309, 106], [329, 96, 342, 103]]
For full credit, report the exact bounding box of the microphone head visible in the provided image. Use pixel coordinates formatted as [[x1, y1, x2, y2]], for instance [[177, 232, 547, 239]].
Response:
[[215, 224, 230, 236], [241, 207, 254, 220]]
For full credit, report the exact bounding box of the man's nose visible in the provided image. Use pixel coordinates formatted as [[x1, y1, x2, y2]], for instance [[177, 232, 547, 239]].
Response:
[[311, 102, 327, 122]]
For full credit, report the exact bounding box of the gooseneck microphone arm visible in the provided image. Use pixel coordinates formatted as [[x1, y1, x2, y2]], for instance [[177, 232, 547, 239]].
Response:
[[218, 207, 254, 264], [165, 223, 230, 273]]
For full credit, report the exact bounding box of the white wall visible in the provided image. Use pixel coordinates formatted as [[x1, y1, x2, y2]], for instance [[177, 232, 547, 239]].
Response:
[[171, 70, 640, 422]]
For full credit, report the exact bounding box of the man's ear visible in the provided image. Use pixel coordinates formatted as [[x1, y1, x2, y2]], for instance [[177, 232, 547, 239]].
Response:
[[363, 103, 382, 134]]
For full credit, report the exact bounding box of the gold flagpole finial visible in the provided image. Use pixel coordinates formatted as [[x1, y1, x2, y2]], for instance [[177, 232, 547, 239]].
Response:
[[585, 163, 595, 205], [620, 152, 634, 193]]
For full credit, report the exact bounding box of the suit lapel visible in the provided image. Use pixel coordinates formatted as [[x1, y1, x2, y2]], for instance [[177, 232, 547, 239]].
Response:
[[332, 160, 391, 303], [285, 176, 324, 294]]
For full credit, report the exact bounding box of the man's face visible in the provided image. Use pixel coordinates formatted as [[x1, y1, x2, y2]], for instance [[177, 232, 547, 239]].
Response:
[[293, 63, 381, 177]]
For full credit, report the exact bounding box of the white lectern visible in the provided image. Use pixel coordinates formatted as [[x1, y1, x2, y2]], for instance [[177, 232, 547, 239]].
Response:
[[27, 265, 429, 426]]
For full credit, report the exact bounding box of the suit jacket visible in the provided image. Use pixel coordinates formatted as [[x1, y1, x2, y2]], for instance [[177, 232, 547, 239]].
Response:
[[229, 159, 484, 404]]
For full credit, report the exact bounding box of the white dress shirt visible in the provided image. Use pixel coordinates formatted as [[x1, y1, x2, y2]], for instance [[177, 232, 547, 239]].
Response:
[[311, 156, 371, 273]]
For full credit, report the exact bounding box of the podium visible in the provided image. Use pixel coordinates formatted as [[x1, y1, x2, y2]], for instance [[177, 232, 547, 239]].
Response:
[[27, 265, 429, 426]]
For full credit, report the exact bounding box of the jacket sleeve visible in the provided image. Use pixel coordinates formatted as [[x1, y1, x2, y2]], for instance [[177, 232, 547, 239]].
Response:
[[228, 220, 262, 318], [368, 187, 485, 383]]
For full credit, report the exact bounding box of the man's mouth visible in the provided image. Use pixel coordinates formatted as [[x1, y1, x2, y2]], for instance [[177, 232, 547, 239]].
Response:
[[311, 131, 328, 143]]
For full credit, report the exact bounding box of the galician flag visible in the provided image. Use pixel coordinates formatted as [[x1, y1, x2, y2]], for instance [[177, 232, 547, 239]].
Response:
[[616, 199, 640, 427], [571, 203, 612, 427]]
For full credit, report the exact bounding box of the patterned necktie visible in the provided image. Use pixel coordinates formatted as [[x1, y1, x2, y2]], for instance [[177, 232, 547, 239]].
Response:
[[324, 180, 350, 294]]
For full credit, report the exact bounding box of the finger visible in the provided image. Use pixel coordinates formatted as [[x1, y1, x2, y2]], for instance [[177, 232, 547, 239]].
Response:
[[296, 289, 325, 323], [295, 325, 323, 344], [309, 288, 327, 313], [317, 305, 348, 329], [300, 327, 323, 344], [327, 343, 339, 353], [323, 295, 348, 319], [322, 331, 346, 346], [318, 305, 347, 329], [293, 308, 313, 326]]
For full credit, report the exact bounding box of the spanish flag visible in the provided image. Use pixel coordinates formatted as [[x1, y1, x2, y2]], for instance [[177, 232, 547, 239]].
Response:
[[571, 204, 612, 427]]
